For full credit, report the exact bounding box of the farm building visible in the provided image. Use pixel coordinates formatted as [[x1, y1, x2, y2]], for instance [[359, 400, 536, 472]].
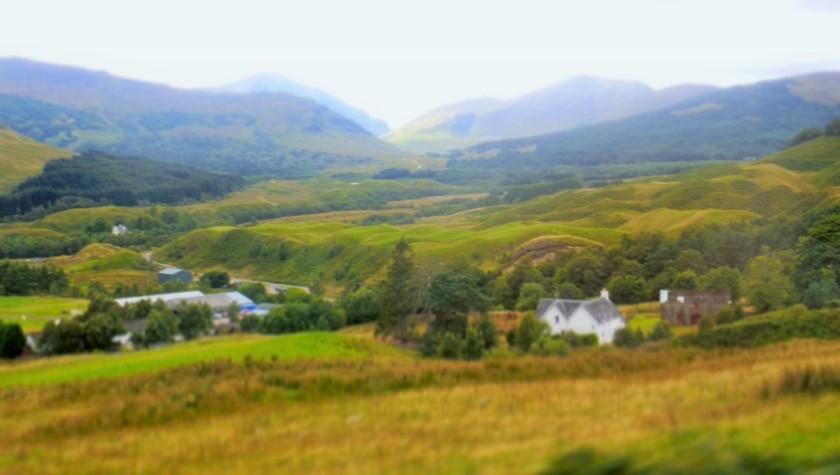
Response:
[[115, 290, 204, 307], [536, 290, 626, 344], [158, 268, 193, 285], [660, 290, 730, 325], [170, 291, 256, 319]]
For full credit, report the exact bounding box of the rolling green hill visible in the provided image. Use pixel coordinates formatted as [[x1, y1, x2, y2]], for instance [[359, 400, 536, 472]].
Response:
[[454, 73, 840, 169], [387, 77, 718, 153], [0, 58, 407, 174], [154, 137, 840, 291], [0, 125, 72, 194]]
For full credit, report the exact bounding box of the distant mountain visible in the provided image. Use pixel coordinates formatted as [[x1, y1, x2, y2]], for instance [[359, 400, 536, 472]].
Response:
[[453, 73, 840, 169], [216, 74, 389, 136], [0, 125, 72, 194], [387, 76, 719, 153], [0, 58, 405, 175]]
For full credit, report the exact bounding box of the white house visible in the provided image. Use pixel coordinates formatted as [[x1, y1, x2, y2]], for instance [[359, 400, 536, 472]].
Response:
[[535, 290, 625, 344]]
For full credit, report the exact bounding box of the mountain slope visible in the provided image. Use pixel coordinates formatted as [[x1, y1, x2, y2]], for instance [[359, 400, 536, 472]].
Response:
[[0, 58, 405, 174], [0, 125, 72, 194], [216, 74, 389, 136], [454, 74, 840, 168], [387, 77, 718, 152]]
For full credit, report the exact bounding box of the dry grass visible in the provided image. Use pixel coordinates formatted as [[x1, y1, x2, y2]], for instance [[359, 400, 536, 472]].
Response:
[[1, 339, 840, 474]]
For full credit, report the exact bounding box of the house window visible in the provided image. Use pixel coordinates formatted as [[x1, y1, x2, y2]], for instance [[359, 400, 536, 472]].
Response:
[[555, 316, 559, 324]]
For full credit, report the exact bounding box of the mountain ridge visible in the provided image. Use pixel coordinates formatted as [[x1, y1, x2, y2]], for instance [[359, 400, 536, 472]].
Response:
[[215, 73, 390, 136], [387, 76, 720, 153], [0, 58, 406, 175]]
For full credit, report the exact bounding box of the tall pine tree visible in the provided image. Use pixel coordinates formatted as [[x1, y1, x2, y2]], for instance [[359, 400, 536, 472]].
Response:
[[376, 239, 417, 342]]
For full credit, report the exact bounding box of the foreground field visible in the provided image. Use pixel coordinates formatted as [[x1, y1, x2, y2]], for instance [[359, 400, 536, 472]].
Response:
[[0, 296, 88, 333], [2, 334, 840, 474]]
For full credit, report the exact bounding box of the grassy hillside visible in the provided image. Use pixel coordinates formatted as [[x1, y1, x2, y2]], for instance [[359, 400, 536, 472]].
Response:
[[155, 152, 838, 291], [44, 243, 158, 292], [0, 125, 71, 194], [0, 59, 407, 174], [456, 76, 840, 169], [2, 337, 840, 473], [0, 332, 404, 387]]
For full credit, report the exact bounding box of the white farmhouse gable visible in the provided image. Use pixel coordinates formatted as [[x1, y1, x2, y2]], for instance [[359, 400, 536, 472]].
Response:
[[535, 293, 625, 344]]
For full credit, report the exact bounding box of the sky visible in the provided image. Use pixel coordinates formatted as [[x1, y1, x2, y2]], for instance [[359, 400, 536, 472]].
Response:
[[2, 0, 840, 128]]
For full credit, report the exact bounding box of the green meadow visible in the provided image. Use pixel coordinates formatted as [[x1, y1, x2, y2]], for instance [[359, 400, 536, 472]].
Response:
[[0, 296, 88, 333], [0, 332, 408, 387]]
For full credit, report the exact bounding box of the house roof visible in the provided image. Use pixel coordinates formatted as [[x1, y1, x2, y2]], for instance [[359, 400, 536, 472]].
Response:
[[580, 297, 624, 324], [115, 291, 205, 307], [171, 292, 254, 311], [537, 297, 622, 324], [159, 268, 189, 275]]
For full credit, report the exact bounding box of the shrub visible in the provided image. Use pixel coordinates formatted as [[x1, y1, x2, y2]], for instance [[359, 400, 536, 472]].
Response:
[[515, 313, 546, 353], [649, 321, 672, 341], [0, 322, 26, 359], [698, 315, 716, 333], [461, 326, 485, 360], [613, 328, 645, 348], [530, 335, 571, 357], [439, 332, 461, 359], [476, 313, 498, 350], [714, 305, 744, 325], [239, 314, 261, 333]]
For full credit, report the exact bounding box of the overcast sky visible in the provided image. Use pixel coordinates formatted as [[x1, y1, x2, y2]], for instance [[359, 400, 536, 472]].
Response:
[[2, 0, 840, 128]]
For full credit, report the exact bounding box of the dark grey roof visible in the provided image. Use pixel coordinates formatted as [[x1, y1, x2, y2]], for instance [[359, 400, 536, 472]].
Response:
[[536, 298, 584, 319], [123, 318, 149, 333], [536, 297, 622, 324], [580, 297, 624, 324]]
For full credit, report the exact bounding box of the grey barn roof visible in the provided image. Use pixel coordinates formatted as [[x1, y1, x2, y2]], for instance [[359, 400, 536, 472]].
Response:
[[159, 268, 188, 275], [537, 297, 622, 324]]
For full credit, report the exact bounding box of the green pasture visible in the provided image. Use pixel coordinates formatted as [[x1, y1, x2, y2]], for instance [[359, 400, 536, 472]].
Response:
[[0, 296, 88, 333], [0, 332, 408, 387]]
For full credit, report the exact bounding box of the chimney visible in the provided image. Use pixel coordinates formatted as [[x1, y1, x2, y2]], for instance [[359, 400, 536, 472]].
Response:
[[600, 288, 610, 301]]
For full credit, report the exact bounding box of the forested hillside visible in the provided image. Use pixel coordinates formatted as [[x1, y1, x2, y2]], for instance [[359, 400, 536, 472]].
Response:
[[0, 151, 244, 218]]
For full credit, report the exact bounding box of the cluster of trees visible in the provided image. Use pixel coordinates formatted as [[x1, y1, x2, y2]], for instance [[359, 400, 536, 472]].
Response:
[[491, 219, 805, 311], [0, 321, 26, 359], [373, 239, 501, 359], [127, 299, 214, 347], [239, 288, 344, 335], [0, 261, 68, 296], [787, 118, 840, 148], [39, 297, 213, 355], [39, 298, 126, 355], [0, 232, 87, 259], [0, 151, 244, 219]]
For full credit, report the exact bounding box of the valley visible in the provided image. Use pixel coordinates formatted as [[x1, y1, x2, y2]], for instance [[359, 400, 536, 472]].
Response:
[[1, 49, 840, 475]]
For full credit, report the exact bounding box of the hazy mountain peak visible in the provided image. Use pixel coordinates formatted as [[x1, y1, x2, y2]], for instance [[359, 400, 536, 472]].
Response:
[[216, 73, 390, 136]]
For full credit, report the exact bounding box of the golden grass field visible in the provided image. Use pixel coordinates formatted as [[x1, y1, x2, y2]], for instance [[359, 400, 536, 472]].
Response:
[[2, 329, 840, 474]]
